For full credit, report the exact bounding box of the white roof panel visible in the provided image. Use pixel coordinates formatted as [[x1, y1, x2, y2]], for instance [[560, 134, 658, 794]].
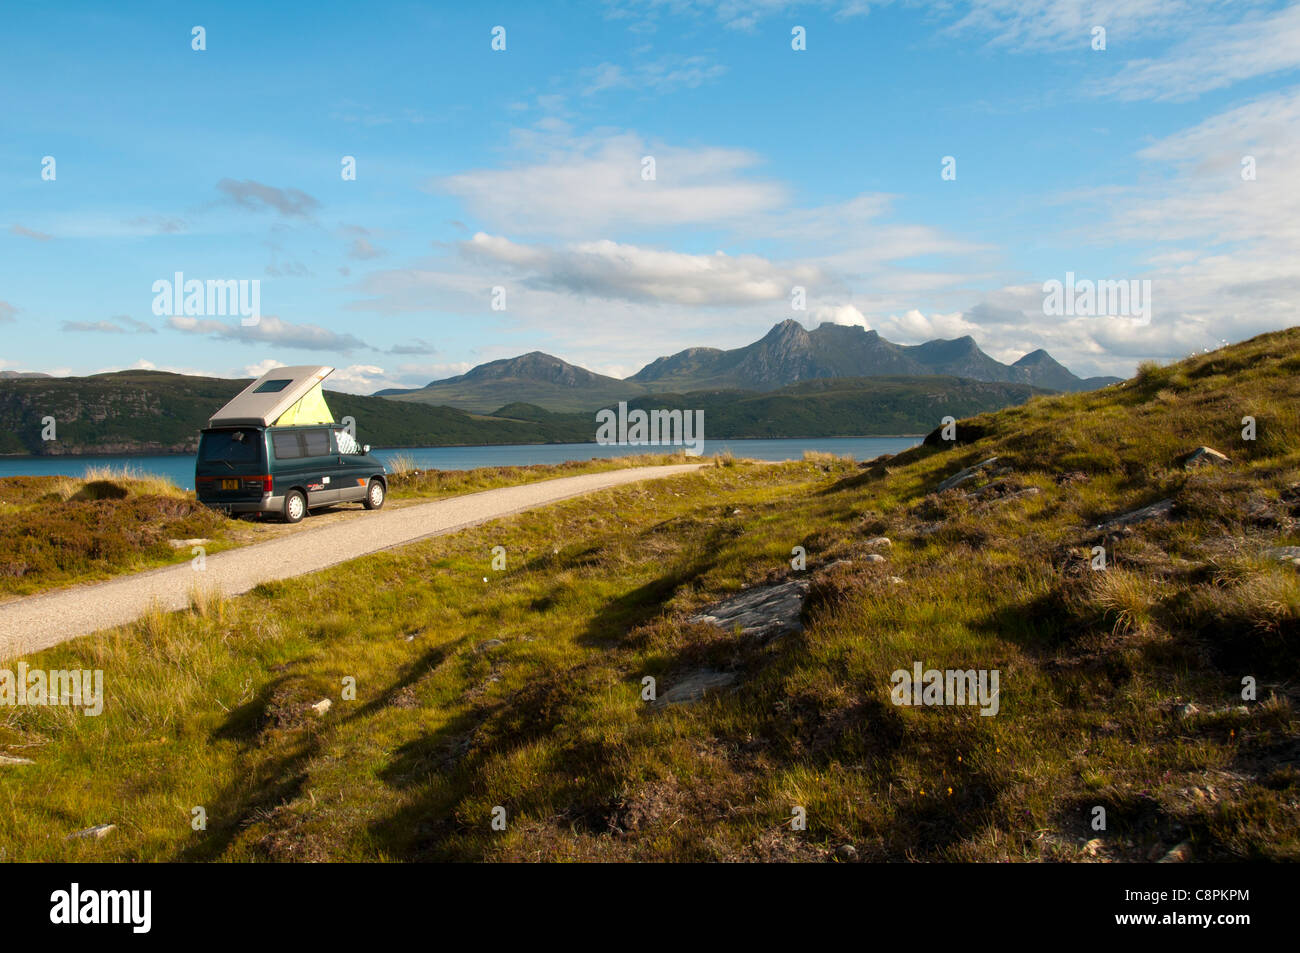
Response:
[[207, 365, 335, 427]]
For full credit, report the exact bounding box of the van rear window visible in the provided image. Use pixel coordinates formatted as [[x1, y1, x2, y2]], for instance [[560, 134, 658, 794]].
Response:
[[271, 431, 304, 460], [200, 429, 262, 463]]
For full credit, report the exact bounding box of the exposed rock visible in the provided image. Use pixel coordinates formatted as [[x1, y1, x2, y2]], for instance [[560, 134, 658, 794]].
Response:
[[889, 576, 904, 585], [864, 536, 891, 549], [1157, 841, 1193, 863], [1093, 498, 1175, 533], [67, 824, 115, 841], [835, 844, 859, 862], [310, 698, 332, 716], [863, 553, 887, 564], [1181, 446, 1229, 469], [651, 669, 736, 709], [168, 538, 211, 549], [1267, 546, 1300, 564], [689, 578, 811, 642], [475, 639, 505, 653], [0, 754, 34, 766], [935, 456, 1001, 493], [968, 479, 1008, 500]]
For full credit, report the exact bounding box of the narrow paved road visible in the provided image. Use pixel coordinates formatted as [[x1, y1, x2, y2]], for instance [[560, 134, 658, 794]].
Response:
[[0, 463, 705, 660]]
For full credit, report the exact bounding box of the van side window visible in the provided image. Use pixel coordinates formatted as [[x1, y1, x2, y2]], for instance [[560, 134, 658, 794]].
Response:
[[303, 429, 331, 456], [335, 429, 360, 454], [272, 431, 304, 460]]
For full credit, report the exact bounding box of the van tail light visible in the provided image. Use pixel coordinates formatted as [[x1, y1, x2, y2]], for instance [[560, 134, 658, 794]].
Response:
[[254, 475, 273, 492]]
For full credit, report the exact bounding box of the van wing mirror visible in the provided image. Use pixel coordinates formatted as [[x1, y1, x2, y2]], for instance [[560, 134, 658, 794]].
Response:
[[363, 445, 370, 454]]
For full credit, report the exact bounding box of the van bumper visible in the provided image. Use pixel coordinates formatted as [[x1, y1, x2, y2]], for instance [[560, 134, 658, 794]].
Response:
[[199, 493, 284, 516]]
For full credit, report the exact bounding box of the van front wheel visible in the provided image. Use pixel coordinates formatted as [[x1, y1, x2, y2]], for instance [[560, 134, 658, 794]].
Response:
[[283, 489, 307, 524], [364, 478, 385, 510]]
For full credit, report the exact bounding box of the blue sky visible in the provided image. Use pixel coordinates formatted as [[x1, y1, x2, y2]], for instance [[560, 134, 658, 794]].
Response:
[[3, 0, 1299, 390]]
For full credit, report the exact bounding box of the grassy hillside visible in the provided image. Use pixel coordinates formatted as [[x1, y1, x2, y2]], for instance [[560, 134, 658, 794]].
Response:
[[0, 456, 692, 597], [0, 369, 1051, 455], [489, 377, 1050, 439], [2, 329, 1297, 861], [0, 370, 592, 455], [618, 376, 1051, 437], [388, 376, 645, 414]]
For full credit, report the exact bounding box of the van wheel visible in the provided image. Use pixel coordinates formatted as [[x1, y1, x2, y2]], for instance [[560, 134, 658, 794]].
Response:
[[283, 490, 307, 523], [364, 478, 385, 510]]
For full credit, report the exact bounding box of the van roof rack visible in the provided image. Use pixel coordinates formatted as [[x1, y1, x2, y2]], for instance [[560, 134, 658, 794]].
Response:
[[207, 365, 335, 427]]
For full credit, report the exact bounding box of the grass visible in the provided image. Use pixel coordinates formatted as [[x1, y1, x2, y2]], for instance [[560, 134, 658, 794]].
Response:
[[384, 451, 698, 500], [1, 328, 1298, 861], [0, 454, 701, 598], [0, 474, 232, 597]]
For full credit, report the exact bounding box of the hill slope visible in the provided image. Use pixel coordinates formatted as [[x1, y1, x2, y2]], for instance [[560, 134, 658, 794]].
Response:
[[0, 370, 592, 454], [381, 352, 648, 413], [3, 328, 1295, 862], [0, 369, 1052, 454], [614, 376, 1050, 438]]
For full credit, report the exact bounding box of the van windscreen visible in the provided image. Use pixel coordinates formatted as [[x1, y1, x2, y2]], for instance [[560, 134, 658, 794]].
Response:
[[200, 429, 262, 463]]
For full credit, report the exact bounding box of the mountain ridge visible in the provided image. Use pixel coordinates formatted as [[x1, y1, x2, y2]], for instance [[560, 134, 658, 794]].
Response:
[[385, 320, 1118, 412]]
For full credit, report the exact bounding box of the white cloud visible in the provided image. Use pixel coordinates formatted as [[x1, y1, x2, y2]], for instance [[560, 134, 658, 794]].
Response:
[[431, 132, 785, 237], [579, 55, 727, 95], [812, 303, 869, 328], [460, 232, 824, 305], [1096, 4, 1300, 101], [168, 314, 369, 352]]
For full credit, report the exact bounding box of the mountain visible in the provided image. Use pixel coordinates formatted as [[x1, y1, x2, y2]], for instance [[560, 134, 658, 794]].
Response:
[[630, 319, 1121, 394], [0, 370, 592, 456], [386, 321, 1115, 414], [380, 351, 648, 413]]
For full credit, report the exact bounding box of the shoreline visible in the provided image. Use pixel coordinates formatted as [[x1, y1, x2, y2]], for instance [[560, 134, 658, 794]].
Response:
[[0, 434, 928, 460]]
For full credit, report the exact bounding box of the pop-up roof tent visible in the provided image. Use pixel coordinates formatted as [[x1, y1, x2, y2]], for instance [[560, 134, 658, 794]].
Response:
[[207, 365, 336, 428]]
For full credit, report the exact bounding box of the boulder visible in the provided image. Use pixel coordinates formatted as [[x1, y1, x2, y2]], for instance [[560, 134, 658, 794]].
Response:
[[67, 824, 115, 841], [0, 754, 34, 766], [168, 538, 211, 549], [651, 669, 737, 708], [1092, 498, 1175, 533], [935, 457, 1001, 493], [689, 578, 811, 642], [1181, 446, 1229, 469]]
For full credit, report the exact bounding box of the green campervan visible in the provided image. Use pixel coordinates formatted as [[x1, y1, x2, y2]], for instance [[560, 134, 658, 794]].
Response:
[[195, 365, 388, 523]]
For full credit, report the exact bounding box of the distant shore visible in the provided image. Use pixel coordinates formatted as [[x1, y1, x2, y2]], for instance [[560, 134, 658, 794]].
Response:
[[0, 433, 928, 459]]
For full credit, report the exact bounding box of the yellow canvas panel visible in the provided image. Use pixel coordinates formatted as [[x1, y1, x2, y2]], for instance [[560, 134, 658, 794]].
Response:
[[274, 383, 334, 425]]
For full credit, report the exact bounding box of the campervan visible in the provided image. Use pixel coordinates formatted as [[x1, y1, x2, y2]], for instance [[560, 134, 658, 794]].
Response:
[[195, 365, 388, 523]]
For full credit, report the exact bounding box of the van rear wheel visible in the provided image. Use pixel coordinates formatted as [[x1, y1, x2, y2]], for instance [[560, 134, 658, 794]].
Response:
[[283, 489, 307, 524], [364, 478, 385, 510]]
